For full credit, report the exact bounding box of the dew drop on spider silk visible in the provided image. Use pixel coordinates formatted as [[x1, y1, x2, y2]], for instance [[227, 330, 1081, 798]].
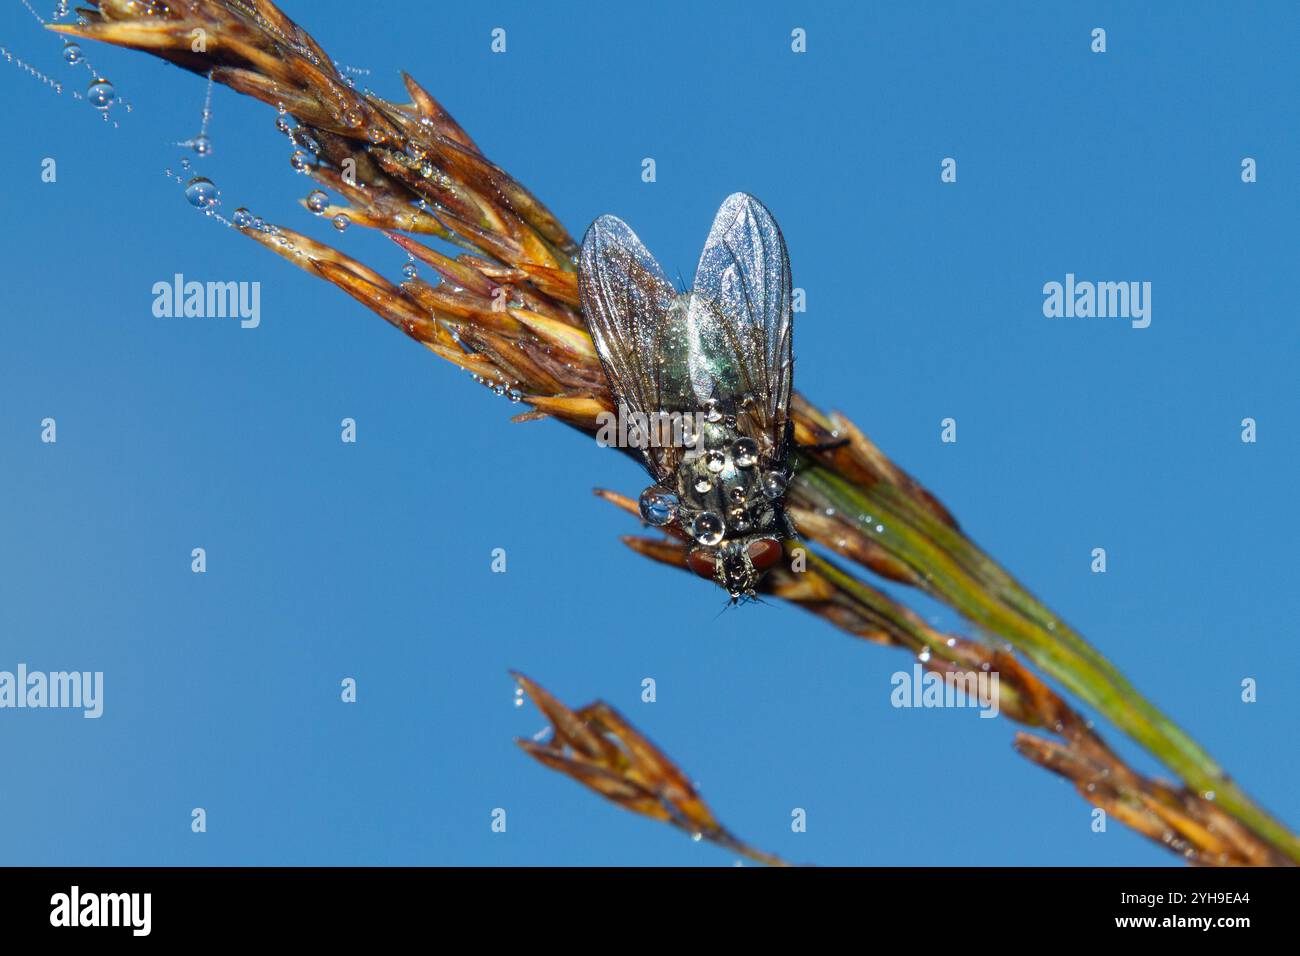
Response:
[[290, 149, 310, 172], [184, 176, 217, 208], [86, 78, 115, 110], [332, 213, 350, 231], [231, 208, 252, 228], [638, 487, 679, 526], [306, 189, 328, 214], [401, 261, 417, 280], [192, 134, 212, 157], [62, 42, 81, 65]]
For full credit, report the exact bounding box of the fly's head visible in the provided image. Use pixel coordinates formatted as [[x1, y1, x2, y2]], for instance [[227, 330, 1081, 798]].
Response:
[[687, 535, 784, 601]]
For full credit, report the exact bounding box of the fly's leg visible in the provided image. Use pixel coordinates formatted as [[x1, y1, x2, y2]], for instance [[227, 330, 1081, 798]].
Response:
[[797, 437, 850, 453]]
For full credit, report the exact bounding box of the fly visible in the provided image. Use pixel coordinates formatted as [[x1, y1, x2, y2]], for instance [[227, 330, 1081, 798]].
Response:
[[579, 193, 796, 600]]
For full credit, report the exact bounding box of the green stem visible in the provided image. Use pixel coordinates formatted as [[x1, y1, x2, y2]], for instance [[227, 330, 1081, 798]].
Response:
[[796, 460, 1300, 863]]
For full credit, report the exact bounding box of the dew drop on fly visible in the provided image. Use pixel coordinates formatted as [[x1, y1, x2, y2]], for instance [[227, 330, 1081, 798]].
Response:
[[691, 512, 725, 546], [638, 487, 679, 527], [761, 472, 788, 499], [693, 476, 713, 494], [732, 438, 758, 468], [184, 176, 217, 208], [86, 79, 115, 110], [705, 449, 726, 474]]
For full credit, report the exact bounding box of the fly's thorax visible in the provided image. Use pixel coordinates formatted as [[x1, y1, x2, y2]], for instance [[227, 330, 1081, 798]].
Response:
[[674, 420, 789, 547]]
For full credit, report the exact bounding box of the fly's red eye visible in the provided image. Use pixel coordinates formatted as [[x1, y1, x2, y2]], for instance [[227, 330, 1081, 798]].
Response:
[[747, 538, 783, 571], [687, 549, 717, 579]]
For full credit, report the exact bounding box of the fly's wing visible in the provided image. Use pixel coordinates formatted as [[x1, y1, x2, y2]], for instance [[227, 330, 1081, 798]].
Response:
[[688, 193, 794, 461], [578, 214, 685, 485]]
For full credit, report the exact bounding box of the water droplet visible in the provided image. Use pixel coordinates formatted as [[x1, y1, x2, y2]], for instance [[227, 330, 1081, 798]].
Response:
[[638, 487, 679, 526], [275, 116, 290, 134], [732, 438, 758, 468], [184, 176, 217, 208], [693, 476, 713, 494], [692, 512, 724, 546], [62, 43, 82, 65], [231, 207, 252, 228], [306, 189, 328, 214], [290, 149, 310, 172], [705, 449, 726, 474], [342, 107, 362, 127], [728, 486, 746, 503], [761, 472, 788, 499], [513, 687, 524, 708], [86, 78, 116, 110], [332, 213, 350, 231], [918, 647, 932, 663], [192, 134, 212, 156], [691, 832, 703, 843]]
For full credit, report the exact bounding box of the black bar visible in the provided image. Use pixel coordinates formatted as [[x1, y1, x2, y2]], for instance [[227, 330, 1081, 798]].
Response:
[[0, 866, 1290, 940]]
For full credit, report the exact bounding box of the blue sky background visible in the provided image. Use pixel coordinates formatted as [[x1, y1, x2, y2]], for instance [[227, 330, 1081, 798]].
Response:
[[1, 1, 1296, 866]]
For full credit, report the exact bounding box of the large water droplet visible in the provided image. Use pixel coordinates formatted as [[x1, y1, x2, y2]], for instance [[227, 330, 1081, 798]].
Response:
[[693, 476, 713, 494], [692, 512, 724, 546], [332, 213, 350, 231], [184, 176, 217, 208], [306, 189, 328, 214], [732, 437, 758, 468], [638, 487, 679, 527], [86, 79, 116, 110], [192, 134, 212, 157], [401, 261, 417, 280], [231, 207, 252, 228], [289, 149, 310, 172], [705, 449, 726, 474], [62, 43, 82, 65]]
